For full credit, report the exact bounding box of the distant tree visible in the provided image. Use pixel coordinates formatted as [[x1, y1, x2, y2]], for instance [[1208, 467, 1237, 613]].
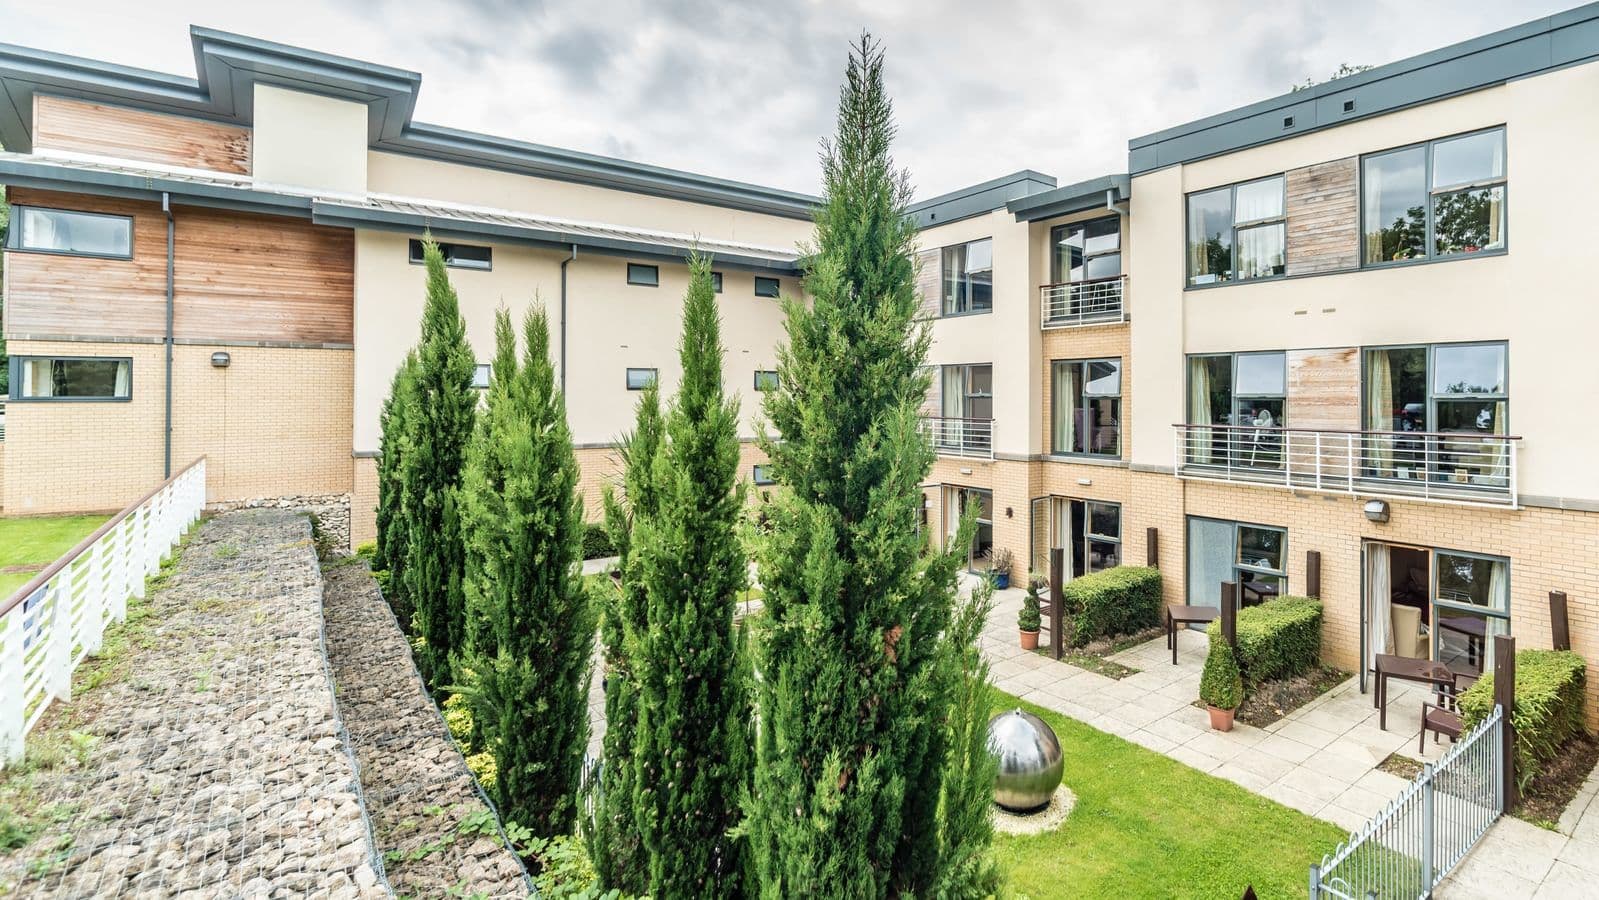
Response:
[[630, 253, 750, 897], [460, 305, 593, 836], [586, 380, 663, 894], [374, 349, 419, 625], [1291, 62, 1372, 92], [401, 238, 478, 690]]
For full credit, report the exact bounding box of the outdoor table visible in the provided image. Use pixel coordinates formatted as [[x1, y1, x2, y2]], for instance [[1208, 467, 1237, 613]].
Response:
[[1166, 604, 1219, 665], [1374, 653, 1457, 730]]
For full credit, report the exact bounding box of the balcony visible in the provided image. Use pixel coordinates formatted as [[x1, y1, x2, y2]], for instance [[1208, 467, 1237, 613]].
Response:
[[922, 416, 994, 460], [1040, 276, 1125, 329], [1172, 424, 1519, 508]]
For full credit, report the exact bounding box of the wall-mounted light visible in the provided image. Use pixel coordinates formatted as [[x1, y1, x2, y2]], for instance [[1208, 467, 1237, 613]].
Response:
[[1364, 499, 1390, 524], [210, 351, 231, 368], [1077, 478, 1092, 486], [959, 467, 973, 476], [1005, 507, 1013, 519]]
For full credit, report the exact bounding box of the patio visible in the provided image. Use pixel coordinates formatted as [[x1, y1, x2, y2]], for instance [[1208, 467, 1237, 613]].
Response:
[[980, 583, 1459, 832]]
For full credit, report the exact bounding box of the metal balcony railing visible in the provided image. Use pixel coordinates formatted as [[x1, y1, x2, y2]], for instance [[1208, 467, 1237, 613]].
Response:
[[921, 416, 994, 459], [1172, 423, 1519, 508], [1040, 276, 1125, 329]]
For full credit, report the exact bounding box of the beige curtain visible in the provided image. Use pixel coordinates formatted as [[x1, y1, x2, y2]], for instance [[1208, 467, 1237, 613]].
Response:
[[23, 360, 53, 398], [1366, 350, 1394, 474], [1366, 544, 1392, 670], [1189, 359, 1212, 464], [1484, 559, 1510, 672], [1053, 364, 1078, 453], [113, 361, 131, 398]]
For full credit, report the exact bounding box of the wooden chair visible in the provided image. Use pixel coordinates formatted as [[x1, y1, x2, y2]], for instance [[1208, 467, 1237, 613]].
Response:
[[1420, 671, 1475, 752]]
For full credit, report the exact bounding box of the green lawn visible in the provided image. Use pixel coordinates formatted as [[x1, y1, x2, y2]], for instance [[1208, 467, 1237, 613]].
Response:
[[992, 690, 1345, 899], [0, 515, 109, 597]]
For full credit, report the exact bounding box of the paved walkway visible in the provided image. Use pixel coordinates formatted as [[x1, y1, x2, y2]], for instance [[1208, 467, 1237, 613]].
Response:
[[0, 510, 385, 898], [1437, 765, 1599, 898]]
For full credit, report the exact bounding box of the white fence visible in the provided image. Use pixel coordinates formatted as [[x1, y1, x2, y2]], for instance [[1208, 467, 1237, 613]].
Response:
[[921, 416, 994, 459], [1040, 276, 1125, 328], [1173, 424, 1519, 508], [1310, 704, 1504, 899], [0, 457, 206, 764]]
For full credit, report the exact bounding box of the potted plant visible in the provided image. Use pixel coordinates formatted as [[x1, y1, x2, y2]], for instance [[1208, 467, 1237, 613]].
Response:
[[1200, 638, 1243, 732], [1018, 574, 1044, 650], [985, 547, 1014, 590]]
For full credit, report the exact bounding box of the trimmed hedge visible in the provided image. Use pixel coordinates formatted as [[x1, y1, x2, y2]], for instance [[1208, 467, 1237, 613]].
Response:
[[1200, 639, 1243, 710], [1061, 566, 1162, 648], [1206, 596, 1323, 688], [581, 521, 616, 560], [1460, 649, 1586, 790]]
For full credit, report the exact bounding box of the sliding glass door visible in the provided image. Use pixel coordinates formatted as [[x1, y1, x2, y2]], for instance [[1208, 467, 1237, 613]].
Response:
[[1185, 517, 1287, 616], [1361, 541, 1509, 686]]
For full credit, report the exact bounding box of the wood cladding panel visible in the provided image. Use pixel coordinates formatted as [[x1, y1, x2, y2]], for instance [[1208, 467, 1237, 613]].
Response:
[[4, 189, 352, 345], [915, 248, 941, 320], [34, 95, 251, 175], [1285, 157, 1358, 276], [1287, 347, 1360, 431]]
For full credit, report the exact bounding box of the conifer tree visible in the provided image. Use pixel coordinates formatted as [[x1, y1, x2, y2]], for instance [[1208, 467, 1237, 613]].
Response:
[[463, 305, 594, 836], [586, 380, 663, 895], [374, 349, 418, 586], [747, 35, 997, 897], [401, 239, 478, 690], [460, 308, 521, 670], [630, 254, 749, 897]]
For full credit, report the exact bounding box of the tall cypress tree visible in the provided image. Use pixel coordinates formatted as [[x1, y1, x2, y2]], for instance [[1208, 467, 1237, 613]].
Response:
[[401, 239, 478, 690], [463, 306, 594, 836], [586, 381, 663, 895], [374, 349, 418, 579], [630, 253, 749, 897], [747, 35, 997, 897], [460, 309, 521, 671]]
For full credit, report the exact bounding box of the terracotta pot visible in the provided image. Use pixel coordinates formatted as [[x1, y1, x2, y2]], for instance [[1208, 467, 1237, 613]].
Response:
[[1019, 629, 1039, 651], [1207, 705, 1236, 732]]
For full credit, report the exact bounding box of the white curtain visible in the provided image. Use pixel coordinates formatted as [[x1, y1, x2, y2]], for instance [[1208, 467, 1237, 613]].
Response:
[[1366, 350, 1394, 474], [113, 361, 131, 398], [1053, 364, 1078, 453], [22, 360, 53, 398], [1189, 359, 1212, 464], [1366, 544, 1392, 670]]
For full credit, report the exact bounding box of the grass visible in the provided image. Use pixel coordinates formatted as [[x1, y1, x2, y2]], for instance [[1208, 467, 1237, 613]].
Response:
[[0, 514, 109, 597], [991, 690, 1346, 899]]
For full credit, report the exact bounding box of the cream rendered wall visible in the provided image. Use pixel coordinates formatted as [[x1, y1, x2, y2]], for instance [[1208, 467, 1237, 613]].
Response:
[[366, 152, 809, 249], [1129, 62, 1599, 502], [919, 209, 1036, 457], [252, 84, 368, 195]]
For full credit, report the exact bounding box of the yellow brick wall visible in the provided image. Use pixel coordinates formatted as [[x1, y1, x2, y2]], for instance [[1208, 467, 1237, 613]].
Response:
[[1040, 324, 1133, 460], [351, 455, 379, 548], [2, 340, 352, 513]]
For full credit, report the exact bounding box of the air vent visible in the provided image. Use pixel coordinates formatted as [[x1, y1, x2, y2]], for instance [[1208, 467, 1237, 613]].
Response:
[[1343, 99, 1356, 113], [1283, 115, 1295, 128]]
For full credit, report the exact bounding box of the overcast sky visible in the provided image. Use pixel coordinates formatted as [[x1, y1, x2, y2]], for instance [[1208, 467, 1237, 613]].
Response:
[[0, 0, 1576, 198]]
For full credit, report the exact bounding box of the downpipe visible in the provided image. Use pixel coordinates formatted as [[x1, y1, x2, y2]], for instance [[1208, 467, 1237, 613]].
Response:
[[559, 244, 576, 394], [163, 192, 174, 478]]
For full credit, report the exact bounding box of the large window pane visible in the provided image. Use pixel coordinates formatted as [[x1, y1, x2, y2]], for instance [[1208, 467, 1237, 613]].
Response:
[[1432, 344, 1505, 395], [1054, 359, 1120, 456], [1087, 501, 1119, 539], [1236, 222, 1285, 279], [1435, 552, 1507, 611], [1234, 176, 1284, 221], [1084, 252, 1121, 281], [942, 245, 966, 313], [1362, 147, 1428, 264], [18, 208, 132, 257], [1365, 347, 1428, 431], [1431, 130, 1505, 189], [1235, 352, 1285, 396], [1186, 518, 1236, 605], [1238, 525, 1285, 571], [1084, 359, 1120, 396], [1433, 186, 1505, 256], [966, 239, 993, 312], [17, 357, 131, 400], [1186, 188, 1233, 285]]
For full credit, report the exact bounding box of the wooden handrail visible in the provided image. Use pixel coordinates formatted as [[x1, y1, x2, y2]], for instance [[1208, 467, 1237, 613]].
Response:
[[1172, 423, 1521, 441], [0, 456, 206, 619]]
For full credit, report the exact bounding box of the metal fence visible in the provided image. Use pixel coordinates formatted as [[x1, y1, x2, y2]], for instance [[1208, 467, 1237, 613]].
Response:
[[0, 457, 206, 763], [1040, 275, 1126, 328], [921, 416, 994, 459], [1310, 703, 1504, 899]]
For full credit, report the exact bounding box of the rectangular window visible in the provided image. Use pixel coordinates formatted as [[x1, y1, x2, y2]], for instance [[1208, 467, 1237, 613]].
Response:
[[711, 271, 724, 293], [1184, 176, 1285, 286], [943, 486, 994, 573], [1433, 550, 1510, 675], [9, 207, 133, 259], [752, 464, 775, 485], [12, 356, 132, 401], [1051, 358, 1121, 457], [754, 276, 781, 298], [627, 263, 660, 287], [941, 238, 994, 315], [1362, 342, 1509, 487], [1362, 127, 1506, 265], [1185, 351, 1286, 468], [472, 363, 492, 389], [625, 367, 657, 390], [1051, 217, 1121, 284], [753, 370, 779, 392], [1045, 497, 1122, 581], [1185, 517, 1286, 610], [408, 239, 492, 270]]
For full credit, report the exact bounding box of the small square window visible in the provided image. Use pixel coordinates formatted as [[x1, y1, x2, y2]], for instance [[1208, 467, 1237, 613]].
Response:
[[754, 276, 781, 298], [472, 363, 492, 389], [627, 263, 660, 287], [625, 367, 658, 390], [752, 464, 775, 486], [754, 370, 779, 392], [711, 271, 724, 293]]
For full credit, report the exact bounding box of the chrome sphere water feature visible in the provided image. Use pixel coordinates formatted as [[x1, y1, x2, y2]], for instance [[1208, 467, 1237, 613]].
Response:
[[987, 709, 1063, 812]]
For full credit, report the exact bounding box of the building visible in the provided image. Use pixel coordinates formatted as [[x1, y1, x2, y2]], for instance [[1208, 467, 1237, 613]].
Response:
[[4, 7, 1599, 712]]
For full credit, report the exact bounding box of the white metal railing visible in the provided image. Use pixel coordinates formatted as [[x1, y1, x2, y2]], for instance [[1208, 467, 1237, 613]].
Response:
[[1311, 704, 1503, 899], [0, 395, 7, 441], [0, 457, 206, 764], [921, 416, 994, 459], [1040, 276, 1125, 328], [1172, 424, 1519, 508]]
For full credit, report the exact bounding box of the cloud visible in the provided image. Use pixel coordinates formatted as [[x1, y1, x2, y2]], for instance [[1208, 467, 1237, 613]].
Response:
[[0, 0, 1574, 196]]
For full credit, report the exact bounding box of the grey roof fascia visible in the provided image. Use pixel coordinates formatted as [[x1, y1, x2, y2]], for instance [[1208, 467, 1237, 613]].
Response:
[[1007, 173, 1130, 222], [0, 157, 313, 216], [310, 201, 805, 275], [908, 169, 1056, 229], [1128, 2, 1599, 174]]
